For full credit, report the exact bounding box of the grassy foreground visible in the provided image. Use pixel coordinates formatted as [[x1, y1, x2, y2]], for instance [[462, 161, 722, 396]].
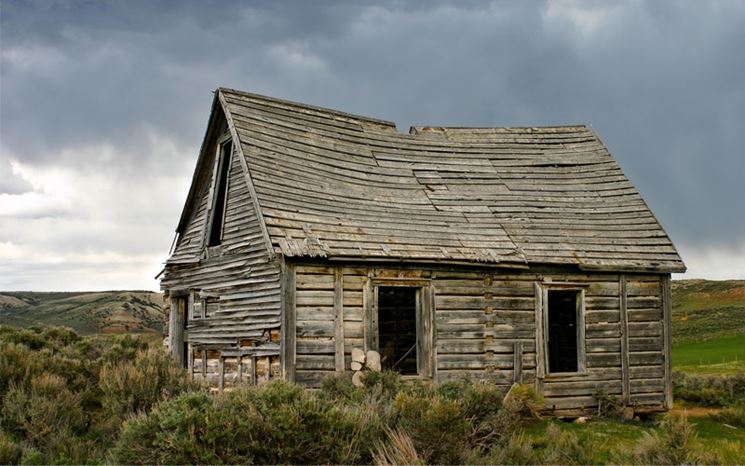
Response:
[[2, 326, 745, 465]]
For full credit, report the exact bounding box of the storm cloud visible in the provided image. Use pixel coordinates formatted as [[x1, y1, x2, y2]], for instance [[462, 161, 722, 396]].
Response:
[[1, 0, 744, 290]]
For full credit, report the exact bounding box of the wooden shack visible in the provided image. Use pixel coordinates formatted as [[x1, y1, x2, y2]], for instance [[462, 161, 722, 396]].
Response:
[[160, 88, 685, 416]]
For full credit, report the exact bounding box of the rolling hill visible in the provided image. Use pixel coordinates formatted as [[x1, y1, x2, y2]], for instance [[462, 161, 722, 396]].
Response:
[[0, 291, 165, 334], [670, 279, 745, 374], [671, 279, 745, 343]]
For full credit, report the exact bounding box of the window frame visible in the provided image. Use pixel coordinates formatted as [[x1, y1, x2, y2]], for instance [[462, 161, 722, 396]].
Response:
[[540, 285, 587, 377], [365, 278, 435, 379]]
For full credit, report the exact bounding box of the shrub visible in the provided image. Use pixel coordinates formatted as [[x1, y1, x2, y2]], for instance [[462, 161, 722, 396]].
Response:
[[0, 431, 22, 465], [673, 371, 745, 407], [2, 374, 86, 442], [99, 347, 197, 419], [394, 391, 471, 463], [361, 370, 404, 399], [372, 428, 423, 466], [540, 423, 596, 465], [502, 383, 544, 418], [472, 432, 538, 465], [1, 374, 90, 464], [113, 381, 386, 465], [625, 414, 707, 465], [711, 403, 745, 428], [595, 388, 622, 418]]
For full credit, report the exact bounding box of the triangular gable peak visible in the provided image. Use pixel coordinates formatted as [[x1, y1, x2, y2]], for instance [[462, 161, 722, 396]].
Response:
[[169, 91, 274, 263]]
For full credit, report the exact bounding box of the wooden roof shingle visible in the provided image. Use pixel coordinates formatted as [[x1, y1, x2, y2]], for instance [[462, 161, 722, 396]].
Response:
[[210, 87, 685, 273]]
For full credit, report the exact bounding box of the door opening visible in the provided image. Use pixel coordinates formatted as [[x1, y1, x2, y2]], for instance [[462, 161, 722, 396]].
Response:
[[547, 290, 579, 373], [377, 286, 418, 375]]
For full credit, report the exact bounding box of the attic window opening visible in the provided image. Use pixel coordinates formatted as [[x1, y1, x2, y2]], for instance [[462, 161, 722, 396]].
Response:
[[207, 139, 232, 247]]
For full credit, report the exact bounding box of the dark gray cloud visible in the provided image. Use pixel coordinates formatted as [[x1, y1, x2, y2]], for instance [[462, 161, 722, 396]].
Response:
[[1, 0, 744, 288]]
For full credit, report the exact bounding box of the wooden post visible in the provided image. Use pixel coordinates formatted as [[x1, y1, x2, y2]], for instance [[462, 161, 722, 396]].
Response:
[[250, 356, 257, 385], [419, 285, 435, 379], [661, 274, 673, 409], [513, 341, 523, 384], [281, 262, 296, 382], [363, 275, 374, 351], [619, 274, 630, 406], [334, 267, 345, 372], [218, 356, 225, 392], [169, 298, 185, 365], [576, 289, 586, 373], [237, 356, 243, 383], [534, 282, 545, 393], [187, 343, 194, 376]]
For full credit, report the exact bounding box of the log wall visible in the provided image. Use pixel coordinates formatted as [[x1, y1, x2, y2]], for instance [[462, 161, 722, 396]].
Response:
[[291, 263, 670, 415]]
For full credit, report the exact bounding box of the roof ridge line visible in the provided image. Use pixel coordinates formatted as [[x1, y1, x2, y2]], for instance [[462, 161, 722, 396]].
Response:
[[217, 87, 397, 129]]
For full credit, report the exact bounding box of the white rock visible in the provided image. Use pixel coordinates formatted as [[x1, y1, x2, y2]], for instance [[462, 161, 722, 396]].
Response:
[[365, 350, 382, 372], [351, 361, 363, 371], [574, 416, 588, 424], [623, 407, 635, 420], [351, 348, 366, 363], [352, 371, 364, 387]]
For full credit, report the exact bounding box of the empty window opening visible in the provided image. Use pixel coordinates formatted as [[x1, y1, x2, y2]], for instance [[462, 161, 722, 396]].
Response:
[[547, 290, 579, 373], [207, 140, 232, 246], [378, 286, 418, 375]]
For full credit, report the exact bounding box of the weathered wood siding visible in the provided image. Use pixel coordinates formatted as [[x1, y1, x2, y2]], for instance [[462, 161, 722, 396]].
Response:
[[162, 132, 281, 386], [291, 263, 670, 415], [627, 274, 667, 409]]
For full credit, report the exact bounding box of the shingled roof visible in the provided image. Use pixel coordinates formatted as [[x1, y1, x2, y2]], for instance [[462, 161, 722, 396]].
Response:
[[180, 87, 686, 273]]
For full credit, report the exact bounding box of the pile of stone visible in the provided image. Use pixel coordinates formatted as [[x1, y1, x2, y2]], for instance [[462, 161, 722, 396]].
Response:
[[350, 348, 382, 386]]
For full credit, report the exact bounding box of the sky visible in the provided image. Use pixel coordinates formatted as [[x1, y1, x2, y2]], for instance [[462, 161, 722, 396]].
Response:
[[1, 0, 744, 291]]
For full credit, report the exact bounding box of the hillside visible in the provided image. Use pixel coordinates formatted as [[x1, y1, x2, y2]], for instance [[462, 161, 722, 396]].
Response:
[[0, 291, 165, 334], [670, 279, 745, 374], [671, 279, 745, 343]]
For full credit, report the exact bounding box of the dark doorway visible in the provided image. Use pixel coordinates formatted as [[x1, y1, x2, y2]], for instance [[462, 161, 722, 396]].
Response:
[[547, 290, 579, 373], [378, 287, 418, 375]]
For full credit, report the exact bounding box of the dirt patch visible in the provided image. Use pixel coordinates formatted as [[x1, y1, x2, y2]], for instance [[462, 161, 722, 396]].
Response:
[[722, 287, 745, 299]]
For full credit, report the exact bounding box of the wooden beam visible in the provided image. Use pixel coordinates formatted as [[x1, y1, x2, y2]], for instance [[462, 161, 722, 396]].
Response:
[[363, 274, 374, 351], [513, 341, 523, 384], [534, 282, 545, 394], [334, 267, 345, 372], [218, 356, 225, 392], [237, 355, 243, 383], [661, 274, 673, 409], [251, 356, 258, 385], [419, 284, 435, 379], [619, 274, 630, 406], [577, 289, 586, 373], [281, 262, 296, 382]]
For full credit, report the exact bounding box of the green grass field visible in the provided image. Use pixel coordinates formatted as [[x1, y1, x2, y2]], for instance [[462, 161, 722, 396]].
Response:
[[673, 334, 745, 374]]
